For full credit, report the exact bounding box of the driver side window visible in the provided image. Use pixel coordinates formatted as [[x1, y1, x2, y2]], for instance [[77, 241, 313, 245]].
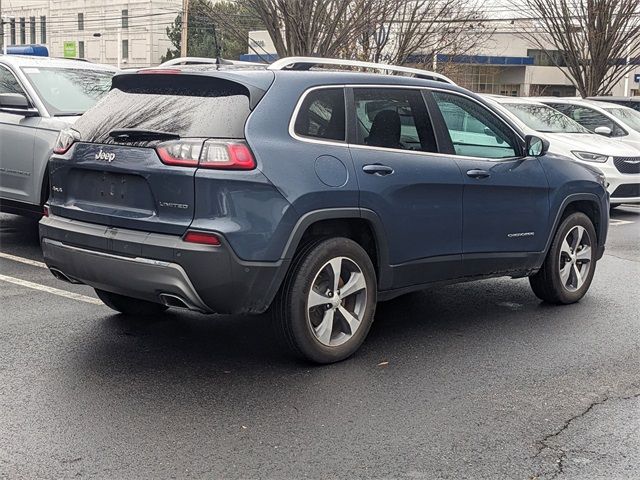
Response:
[[432, 91, 519, 159], [0, 66, 25, 95], [549, 104, 626, 137]]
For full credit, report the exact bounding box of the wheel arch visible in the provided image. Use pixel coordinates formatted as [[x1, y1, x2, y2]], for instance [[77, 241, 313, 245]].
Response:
[[280, 208, 392, 289], [545, 194, 606, 258]]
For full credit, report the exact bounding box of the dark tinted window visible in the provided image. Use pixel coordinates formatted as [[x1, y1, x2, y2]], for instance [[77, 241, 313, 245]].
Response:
[[433, 91, 519, 159], [353, 88, 436, 152], [294, 88, 345, 141], [75, 75, 252, 143], [547, 103, 626, 137], [0, 66, 25, 95]]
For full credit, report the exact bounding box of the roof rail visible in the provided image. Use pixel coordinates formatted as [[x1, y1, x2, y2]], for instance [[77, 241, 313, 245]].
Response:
[[160, 56, 265, 67], [267, 57, 456, 84]]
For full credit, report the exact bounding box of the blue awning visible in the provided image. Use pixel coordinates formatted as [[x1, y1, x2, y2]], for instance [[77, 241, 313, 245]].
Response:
[[407, 53, 534, 66], [239, 53, 278, 63]]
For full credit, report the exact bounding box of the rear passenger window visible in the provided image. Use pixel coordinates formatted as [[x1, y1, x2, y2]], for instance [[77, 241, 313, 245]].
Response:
[[294, 88, 345, 141], [353, 88, 437, 152]]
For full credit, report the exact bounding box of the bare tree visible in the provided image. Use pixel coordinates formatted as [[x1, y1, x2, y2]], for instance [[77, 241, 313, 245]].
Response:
[[513, 0, 640, 97], [360, 0, 489, 67], [239, 0, 395, 58]]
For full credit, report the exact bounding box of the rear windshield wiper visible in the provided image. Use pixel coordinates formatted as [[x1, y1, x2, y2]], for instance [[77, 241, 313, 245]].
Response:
[[108, 129, 180, 141]]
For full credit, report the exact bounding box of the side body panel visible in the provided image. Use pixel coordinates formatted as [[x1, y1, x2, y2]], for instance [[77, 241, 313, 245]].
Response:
[[455, 156, 550, 275], [244, 74, 360, 262], [0, 114, 38, 204]]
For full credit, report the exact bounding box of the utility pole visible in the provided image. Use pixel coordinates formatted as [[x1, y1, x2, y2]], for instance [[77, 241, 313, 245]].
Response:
[[180, 0, 189, 57], [0, 0, 4, 54]]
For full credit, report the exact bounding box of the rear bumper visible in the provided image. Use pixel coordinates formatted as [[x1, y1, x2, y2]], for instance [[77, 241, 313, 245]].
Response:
[[39, 215, 287, 314]]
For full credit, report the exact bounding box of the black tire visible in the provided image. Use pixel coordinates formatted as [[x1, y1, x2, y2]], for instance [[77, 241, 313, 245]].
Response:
[[274, 237, 377, 364], [95, 289, 168, 316], [529, 212, 597, 304]]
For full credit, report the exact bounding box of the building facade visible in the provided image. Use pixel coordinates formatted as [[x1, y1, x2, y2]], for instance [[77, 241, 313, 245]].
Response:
[[242, 28, 640, 97], [433, 31, 640, 98], [1, 0, 182, 68]]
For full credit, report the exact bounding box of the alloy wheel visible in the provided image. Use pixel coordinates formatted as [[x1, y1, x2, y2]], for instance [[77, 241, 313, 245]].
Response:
[[306, 256, 368, 347], [558, 225, 592, 292]]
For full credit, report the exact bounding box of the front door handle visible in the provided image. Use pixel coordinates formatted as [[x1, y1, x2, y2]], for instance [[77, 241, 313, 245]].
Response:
[[363, 164, 394, 176], [466, 169, 491, 179]]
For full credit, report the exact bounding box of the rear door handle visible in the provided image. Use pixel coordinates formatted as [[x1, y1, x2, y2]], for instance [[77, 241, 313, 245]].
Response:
[[363, 164, 394, 176], [466, 169, 491, 179]]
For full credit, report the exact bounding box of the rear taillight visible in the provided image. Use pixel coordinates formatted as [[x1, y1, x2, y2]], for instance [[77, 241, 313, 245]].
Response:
[[200, 141, 255, 170], [43, 205, 50, 217], [53, 128, 81, 154], [156, 140, 202, 167], [156, 140, 256, 170], [183, 230, 221, 246]]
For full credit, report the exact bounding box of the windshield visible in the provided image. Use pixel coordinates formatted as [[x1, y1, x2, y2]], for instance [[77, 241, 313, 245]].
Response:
[[502, 103, 590, 134], [21, 67, 115, 116], [604, 107, 640, 133]]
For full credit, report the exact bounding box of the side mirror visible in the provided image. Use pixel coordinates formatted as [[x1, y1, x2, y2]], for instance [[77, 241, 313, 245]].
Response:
[[525, 135, 549, 157], [594, 126, 612, 136], [0, 93, 39, 117]]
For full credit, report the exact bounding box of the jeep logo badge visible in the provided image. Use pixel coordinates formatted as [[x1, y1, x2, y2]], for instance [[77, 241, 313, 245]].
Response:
[[95, 149, 116, 163]]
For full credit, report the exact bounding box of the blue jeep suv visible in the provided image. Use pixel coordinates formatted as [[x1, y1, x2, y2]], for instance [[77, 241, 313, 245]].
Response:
[[40, 57, 609, 363]]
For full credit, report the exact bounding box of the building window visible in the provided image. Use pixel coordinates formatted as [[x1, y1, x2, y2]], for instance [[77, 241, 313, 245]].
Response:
[[29, 17, 36, 44], [122, 10, 129, 29], [527, 49, 567, 67], [40, 16, 46, 43], [78, 13, 84, 31], [78, 41, 85, 59], [19, 18, 25, 44], [10, 18, 16, 46], [122, 39, 129, 59]]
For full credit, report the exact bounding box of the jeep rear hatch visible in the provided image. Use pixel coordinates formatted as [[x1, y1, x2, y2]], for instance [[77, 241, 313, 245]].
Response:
[[48, 70, 273, 236]]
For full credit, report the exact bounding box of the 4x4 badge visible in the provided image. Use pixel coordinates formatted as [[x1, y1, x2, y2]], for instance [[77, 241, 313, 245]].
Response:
[[95, 149, 116, 163]]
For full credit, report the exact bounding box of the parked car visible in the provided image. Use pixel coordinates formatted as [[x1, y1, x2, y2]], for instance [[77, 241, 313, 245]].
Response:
[[588, 101, 640, 135], [0, 55, 116, 216], [588, 96, 640, 112], [486, 96, 640, 205], [40, 57, 609, 363], [537, 97, 640, 149]]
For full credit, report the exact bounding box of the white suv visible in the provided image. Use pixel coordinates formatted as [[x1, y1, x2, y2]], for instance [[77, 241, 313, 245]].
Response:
[[538, 97, 640, 150], [485, 96, 640, 205], [0, 55, 116, 216]]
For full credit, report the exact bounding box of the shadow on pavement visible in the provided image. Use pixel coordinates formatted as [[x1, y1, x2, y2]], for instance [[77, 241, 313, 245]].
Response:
[[0, 213, 41, 248]]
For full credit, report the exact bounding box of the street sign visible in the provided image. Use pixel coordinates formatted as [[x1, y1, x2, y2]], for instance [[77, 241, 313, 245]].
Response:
[[63, 41, 77, 58]]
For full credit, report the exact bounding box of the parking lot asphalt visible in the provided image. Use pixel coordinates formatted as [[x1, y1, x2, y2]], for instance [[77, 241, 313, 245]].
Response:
[[0, 207, 638, 480]]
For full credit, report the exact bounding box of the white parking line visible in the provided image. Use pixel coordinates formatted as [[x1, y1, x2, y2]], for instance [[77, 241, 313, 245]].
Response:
[[0, 274, 102, 305], [610, 219, 634, 226], [0, 252, 47, 268]]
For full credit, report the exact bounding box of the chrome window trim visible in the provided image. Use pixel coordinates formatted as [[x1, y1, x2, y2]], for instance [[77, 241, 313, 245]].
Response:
[[289, 84, 348, 146], [288, 84, 526, 162]]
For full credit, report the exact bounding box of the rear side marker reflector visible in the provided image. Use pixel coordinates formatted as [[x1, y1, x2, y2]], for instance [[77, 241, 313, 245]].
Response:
[[183, 231, 221, 246]]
